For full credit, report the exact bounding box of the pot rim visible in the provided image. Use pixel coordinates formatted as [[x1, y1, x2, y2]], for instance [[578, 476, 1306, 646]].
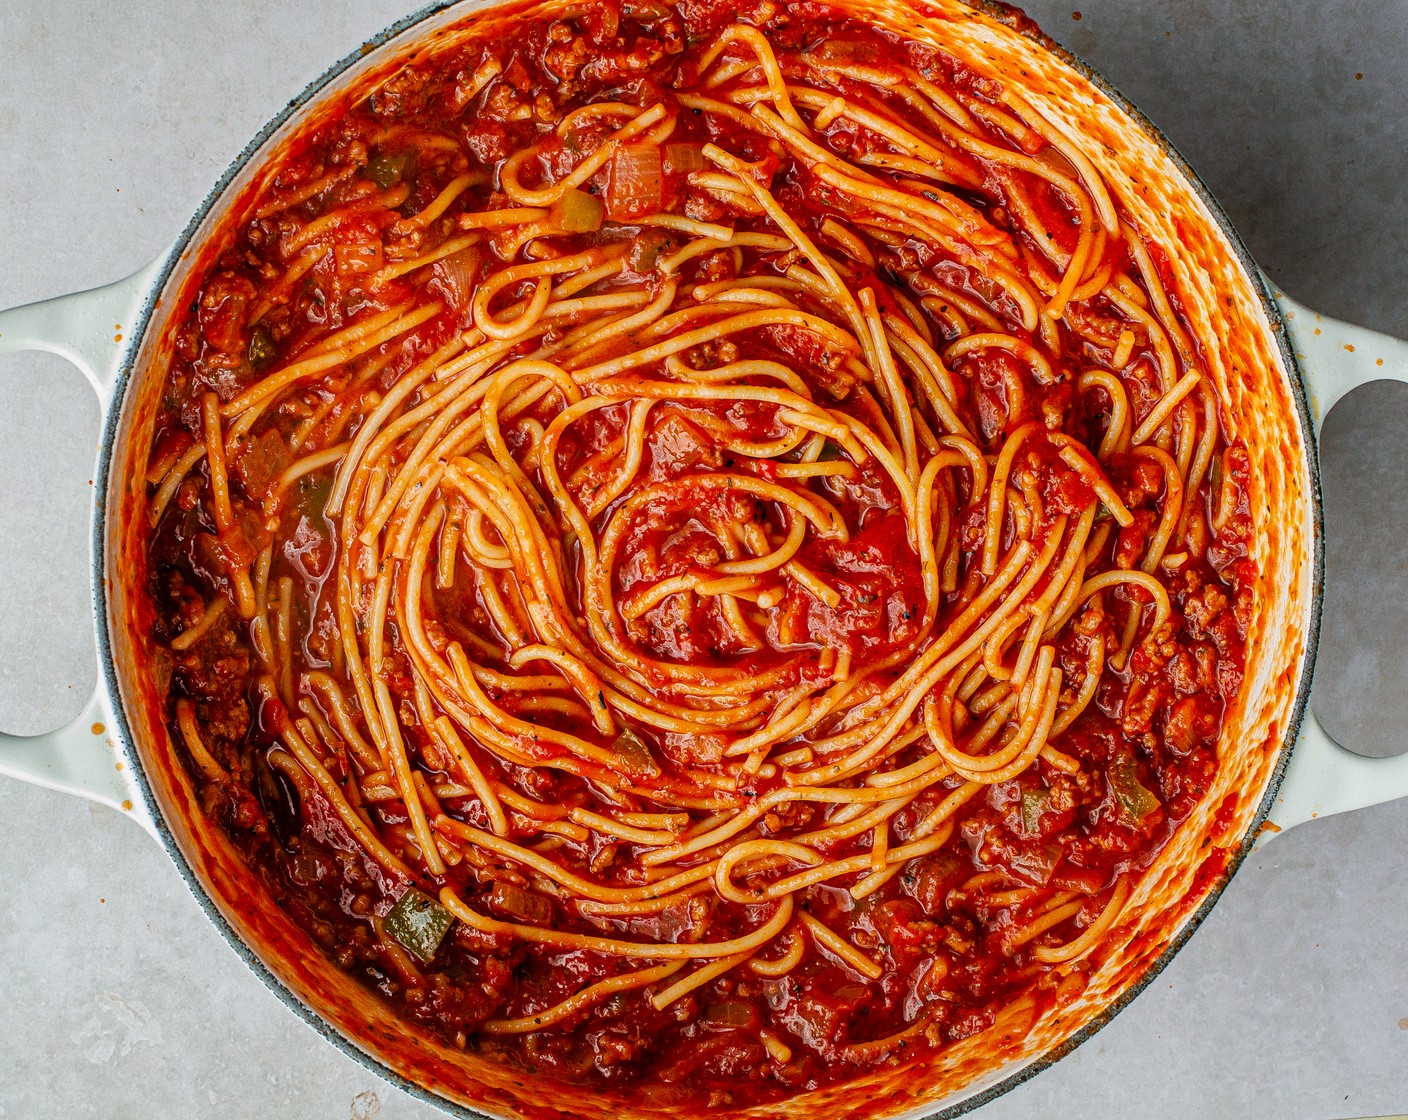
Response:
[[89, 2, 1325, 1116]]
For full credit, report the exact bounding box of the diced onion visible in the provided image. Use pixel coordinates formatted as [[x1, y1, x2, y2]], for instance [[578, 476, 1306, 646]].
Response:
[[701, 1000, 759, 1029], [664, 143, 706, 174], [432, 247, 482, 311], [607, 144, 663, 220]]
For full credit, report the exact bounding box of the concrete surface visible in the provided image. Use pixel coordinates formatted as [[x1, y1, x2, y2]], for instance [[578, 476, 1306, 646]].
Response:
[[1, 1, 1406, 1117]]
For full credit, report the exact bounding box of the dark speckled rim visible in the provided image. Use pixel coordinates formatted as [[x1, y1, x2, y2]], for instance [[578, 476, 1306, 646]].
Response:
[[90, 2, 1323, 1116]]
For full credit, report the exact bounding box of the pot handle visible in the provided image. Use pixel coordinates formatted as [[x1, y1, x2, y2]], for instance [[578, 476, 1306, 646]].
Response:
[[0, 257, 167, 837], [1263, 293, 1408, 840]]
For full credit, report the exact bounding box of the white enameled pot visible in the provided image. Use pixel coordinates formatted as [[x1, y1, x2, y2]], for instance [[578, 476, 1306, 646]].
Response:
[[2, 0, 1408, 1117]]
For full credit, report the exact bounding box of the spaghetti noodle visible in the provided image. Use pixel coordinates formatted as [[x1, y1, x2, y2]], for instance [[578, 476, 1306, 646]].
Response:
[[142, 0, 1253, 1106]]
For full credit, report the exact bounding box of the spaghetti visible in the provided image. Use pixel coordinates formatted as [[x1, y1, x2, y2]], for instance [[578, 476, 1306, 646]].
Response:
[[142, 0, 1253, 1107]]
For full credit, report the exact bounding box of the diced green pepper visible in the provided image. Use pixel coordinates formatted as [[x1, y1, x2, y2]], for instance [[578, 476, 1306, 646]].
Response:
[[384, 886, 454, 963], [621, 0, 672, 18], [1109, 752, 1160, 823], [626, 230, 673, 274], [609, 726, 660, 778], [552, 187, 604, 233], [364, 153, 410, 190], [817, 438, 844, 462], [247, 323, 278, 369], [297, 471, 333, 519], [488, 881, 553, 924], [1021, 788, 1050, 836]]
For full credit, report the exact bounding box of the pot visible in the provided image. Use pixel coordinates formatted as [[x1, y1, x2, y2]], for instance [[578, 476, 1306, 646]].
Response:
[[2, 0, 1406, 1115]]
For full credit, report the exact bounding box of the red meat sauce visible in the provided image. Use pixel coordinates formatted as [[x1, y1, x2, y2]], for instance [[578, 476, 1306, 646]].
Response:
[[141, 0, 1254, 1107]]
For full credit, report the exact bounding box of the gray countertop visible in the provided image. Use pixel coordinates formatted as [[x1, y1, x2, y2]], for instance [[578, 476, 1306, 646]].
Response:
[[3, 1, 1407, 1116]]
